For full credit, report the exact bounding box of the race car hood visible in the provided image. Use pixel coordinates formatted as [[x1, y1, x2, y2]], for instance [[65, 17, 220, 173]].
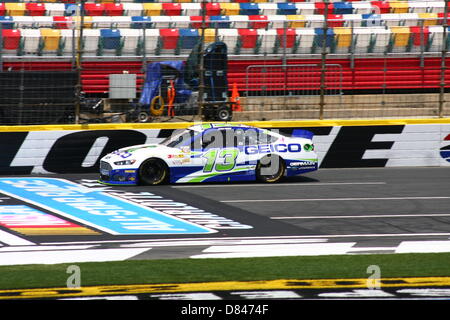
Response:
[[102, 144, 179, 163]]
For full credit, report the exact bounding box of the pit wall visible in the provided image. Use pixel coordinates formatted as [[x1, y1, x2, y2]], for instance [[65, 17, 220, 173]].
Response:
[[1, 119, 449, 175]]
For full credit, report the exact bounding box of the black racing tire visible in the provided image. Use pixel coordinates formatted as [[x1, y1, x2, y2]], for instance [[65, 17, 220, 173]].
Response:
[[139, 158, 169, 185], [255, 155, 285, 183], [215, 106, 232, 121]]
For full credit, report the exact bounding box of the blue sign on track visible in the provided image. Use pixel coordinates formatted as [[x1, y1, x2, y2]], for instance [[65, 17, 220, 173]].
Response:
[[0, 178, 215, 235]]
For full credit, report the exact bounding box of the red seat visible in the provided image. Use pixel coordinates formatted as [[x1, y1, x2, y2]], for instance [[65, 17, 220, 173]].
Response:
[[84, 3, 105, 16], [371, 1, 390, 14], [238, 29, 258, 49], [315, 2, 334, 15], [159, 29, 179, 50], [26, 3, 46, 16], [0, 3, 5, 16], [410, 26, 429, 47], [163, 3, 182, 16], [203, 3, 221, 16], [2, 29, 21, 50], [248, 15, 269, 29], [104, 3, 124, 16], [327, 14, 344, 27], [276, 28, 296, 48], [190, 16, 210, 28], [53, 16, 72, 29]]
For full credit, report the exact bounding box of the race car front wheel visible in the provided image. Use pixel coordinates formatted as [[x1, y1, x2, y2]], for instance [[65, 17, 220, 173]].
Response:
[[139, 158, 169, 185], [256, 155, 285, 183]]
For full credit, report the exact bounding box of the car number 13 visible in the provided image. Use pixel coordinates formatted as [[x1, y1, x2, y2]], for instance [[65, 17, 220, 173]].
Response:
[[202, 149, 239, 172]]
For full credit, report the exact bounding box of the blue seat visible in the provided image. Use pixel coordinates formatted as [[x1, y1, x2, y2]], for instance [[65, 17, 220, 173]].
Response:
[[333, 2, 353, 15], [100, 29, 121, 50], [210, 16, 231, 29], [0, 16, 14, 29], [240, 3, 260, 16], [131, 16, 152, 29], [277, 3, 297, 15], [178, 28, 199, 49], [314, 28, 335, 48]]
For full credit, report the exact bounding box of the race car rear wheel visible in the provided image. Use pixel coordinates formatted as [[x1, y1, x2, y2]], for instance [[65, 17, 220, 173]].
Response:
[[255, 155, 285, 183], [139, 158, 169, 185]]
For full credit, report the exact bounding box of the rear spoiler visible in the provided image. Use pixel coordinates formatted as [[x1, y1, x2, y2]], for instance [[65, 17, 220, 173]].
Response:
[[291, 129, 314, 140]]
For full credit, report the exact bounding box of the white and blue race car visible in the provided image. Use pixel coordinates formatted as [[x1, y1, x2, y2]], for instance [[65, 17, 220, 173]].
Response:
[[99, 123, 318, 185]]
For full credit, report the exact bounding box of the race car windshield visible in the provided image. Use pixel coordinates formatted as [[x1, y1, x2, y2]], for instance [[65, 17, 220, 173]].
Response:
[[160, 129, 200, 149]]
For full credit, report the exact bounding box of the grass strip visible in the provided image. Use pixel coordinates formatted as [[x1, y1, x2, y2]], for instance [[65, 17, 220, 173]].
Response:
[[1, 253, 450, 290]]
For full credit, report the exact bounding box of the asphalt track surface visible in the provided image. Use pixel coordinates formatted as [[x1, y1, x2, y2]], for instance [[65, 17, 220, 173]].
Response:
[[2, 166, 450, 261]]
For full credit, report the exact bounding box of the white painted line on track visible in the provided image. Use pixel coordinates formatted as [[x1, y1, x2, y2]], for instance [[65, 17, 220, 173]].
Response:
[[272, 214, 450, 219], [172, 182, 387, 188], [0, 229, 34, 246], [221, 196, 450, 203]]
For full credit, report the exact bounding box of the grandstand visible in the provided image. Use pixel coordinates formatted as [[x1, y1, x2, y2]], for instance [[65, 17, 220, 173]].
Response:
[[1, 1, 450, 123]]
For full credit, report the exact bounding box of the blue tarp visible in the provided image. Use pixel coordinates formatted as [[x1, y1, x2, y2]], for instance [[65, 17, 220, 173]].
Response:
[[139, 61, 192, 106]]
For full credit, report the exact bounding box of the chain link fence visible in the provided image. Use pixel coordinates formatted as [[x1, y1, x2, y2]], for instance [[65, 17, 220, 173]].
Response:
[[1, 6, 450, 124]]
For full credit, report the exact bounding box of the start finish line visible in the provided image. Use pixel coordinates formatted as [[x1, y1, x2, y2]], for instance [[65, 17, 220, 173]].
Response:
[[0, 178, 215, 235]]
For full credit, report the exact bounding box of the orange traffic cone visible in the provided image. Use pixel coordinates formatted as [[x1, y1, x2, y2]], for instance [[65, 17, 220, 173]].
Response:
[[230, 82, 242, 112]]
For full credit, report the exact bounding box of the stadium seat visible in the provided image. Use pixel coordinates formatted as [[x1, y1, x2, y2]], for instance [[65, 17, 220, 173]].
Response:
[[418, 13, 438, 26], [240, 3, 260, 16], [46, 3, 66, 16], [190, 16, 210, 29], [295, 3, 316, 16], [104, 3, 124, 16], [143, 28, 160, 55], [143, 3, 162, 16], [178, 28, 199, 54], [327, 14, 344, 27], [53, 16, 72, 29], [120, 28, 141, 55], [230, 15, 249, 29], [333, 27, 352, 53], [59, 29, 76, 56], [182, 3, 201, 16], [268, 15, 287, 29], [277, 3, 297, 15], [305, 14, 325, 28], [84, 3, 105, 16], [0, 3, 5, 16], [26, 3, 46, 16], [217, 28, 238, 54], [2, 29, 21, 52], [351, 2, 373, 14], [6, 3, 25, 16], [334, 2, 353, 15], [369, 27, 391, 53], [390, 1, 409, 14], [123, 3, 144, 17], [352, 27, 373, 53], [408, 1, 428, 13], [287, 15, 306, 28], [313, 28, 335, 53], [259, 3, 278, 15], [203, 3, 221, 16], [163, 3, 182, 16], [150, 16, 170, 28], [315, 2, 334, 15], [170, 16, 191, 28], [21, 29, 41, 55], [0, 16, 14, 29], [427, 1, 445, 13], [39, 28, 61, 55], [389, 26, 410, 52], [221, 3, 240, 16], [295, 28, 316, 54], [99, 29, 121, 56], [409, 26, 430, 52], [158, 28, 179, 55], [275, 27, 298, 53], [426, 26, 448, 52], [236, 28, 260, 54], [248, 15, 269, 29], [82, 29, 100, 56], [371, 1, 391, 14], [204, 28, 218, 44], [210, 15, 231, 29], [131, 16, 151, 29]]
